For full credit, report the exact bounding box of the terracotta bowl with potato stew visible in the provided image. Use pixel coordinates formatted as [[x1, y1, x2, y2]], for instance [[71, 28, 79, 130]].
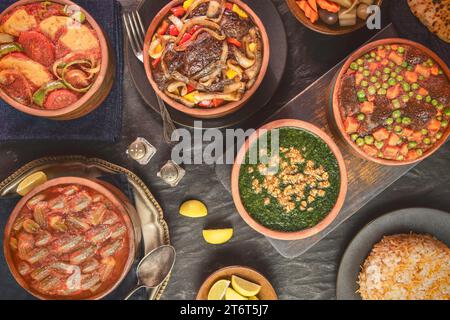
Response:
[[144, 0, 270, 119], [332, 39, 450, 165], [3, 177, 135, 300], [0, 0, 113, 120]]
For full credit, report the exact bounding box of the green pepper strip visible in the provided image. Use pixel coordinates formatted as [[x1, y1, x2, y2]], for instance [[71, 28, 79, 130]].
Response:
[[0, 43, 23, 59], [32, 80, 67, 107]]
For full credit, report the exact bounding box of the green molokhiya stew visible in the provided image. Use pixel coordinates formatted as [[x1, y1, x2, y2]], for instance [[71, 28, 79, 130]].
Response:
[[239, 127, 341, 232]]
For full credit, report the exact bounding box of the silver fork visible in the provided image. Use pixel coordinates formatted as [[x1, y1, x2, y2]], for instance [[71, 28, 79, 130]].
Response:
[[123, 10, 177, 145]]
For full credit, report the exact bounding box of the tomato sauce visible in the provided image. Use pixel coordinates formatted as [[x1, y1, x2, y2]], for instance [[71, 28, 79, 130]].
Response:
[[0, 1, 102, 110], [8, 184, 131, 299]]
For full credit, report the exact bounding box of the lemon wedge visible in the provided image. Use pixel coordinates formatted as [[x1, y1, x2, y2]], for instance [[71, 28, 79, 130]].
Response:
[[248, 296, 259, 300], [225, 287, 248, 300], [231, 275, 261, 297], [202, 228, 233, 245], [16, 171, 48, 196], [179, 200, 208, 218], [207, 279, 230, 300]]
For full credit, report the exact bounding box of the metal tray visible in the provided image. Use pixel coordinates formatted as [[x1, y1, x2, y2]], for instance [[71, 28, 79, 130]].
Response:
[[0, 155, 170, 300]]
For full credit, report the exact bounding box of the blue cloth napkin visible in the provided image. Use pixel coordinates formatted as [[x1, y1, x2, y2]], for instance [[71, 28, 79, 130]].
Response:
[[0, 173, 145, 300], [0, 0, 123, 142], [390, 0, 450, 66]]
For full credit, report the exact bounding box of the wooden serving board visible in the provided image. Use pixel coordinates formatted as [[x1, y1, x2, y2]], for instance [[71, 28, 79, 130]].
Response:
[[263, 24, 421, 258]]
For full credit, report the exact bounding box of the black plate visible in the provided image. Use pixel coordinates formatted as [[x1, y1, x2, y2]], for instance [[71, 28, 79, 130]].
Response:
[[336, 208, 450, 300], [125, 0, 288, 129]]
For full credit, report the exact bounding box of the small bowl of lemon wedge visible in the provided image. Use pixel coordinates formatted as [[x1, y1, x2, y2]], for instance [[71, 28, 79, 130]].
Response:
[[196, 266, 277, 300]]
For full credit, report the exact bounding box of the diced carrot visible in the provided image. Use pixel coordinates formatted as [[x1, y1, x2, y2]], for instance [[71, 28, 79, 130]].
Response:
[[406, 150, 420, 161], [377, 49, 386, 58], [428, 119, 441, 134], [405, 71, 418, 83], [386, 84, 400, 100], [381, 59, 389, 66], [418, 87, 428, 96], [308, 0, 318, 12], [402, 128, 413, 137], [415, 64, 431, 78], [369, 62, 378, 73], [355, 73, 364, 86], [361, 101, 374, 114], [431, 65, 439, 76], [362, 145, 378, 157], [367, 95, 375, 102], [387, 133, 401, 146], [344, 116, 359, 134], [383, 146, 400, 159], [373, 128, 389, 141], [410, 131, 423, 142], [316, 0, 339, 13], [400, 144, 409, 156], [391, 44, 398, 50], [388, 52, 403, 65]]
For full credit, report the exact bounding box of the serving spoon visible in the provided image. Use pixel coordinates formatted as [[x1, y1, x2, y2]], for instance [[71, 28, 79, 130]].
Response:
[[125, 245, 176, 300]]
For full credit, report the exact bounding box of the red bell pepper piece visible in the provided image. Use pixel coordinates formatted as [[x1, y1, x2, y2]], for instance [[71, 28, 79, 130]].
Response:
[[180, 33, 192, 45], [225, 2, 233, 10], [212, 98, 224, 108], [186, 84, 195, 93], [170, 6, 186, 17], [227, 37, 242, 47], [169, 24, 179, 36], [189, 25, 202, 35], [157, 20, 169, 35], [198, 100, 212, 108], [151, 57, 161, 69]]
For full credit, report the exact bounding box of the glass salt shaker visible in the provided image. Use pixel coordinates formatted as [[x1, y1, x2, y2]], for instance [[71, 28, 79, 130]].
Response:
[[157, 160, 185, 187], [126, 137, 156, 165]]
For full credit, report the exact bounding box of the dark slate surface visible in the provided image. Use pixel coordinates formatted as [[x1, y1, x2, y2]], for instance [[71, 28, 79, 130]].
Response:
[[0, 0, 448, 300]]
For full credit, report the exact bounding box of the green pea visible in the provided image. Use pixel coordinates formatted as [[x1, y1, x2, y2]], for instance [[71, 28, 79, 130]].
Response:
[[361, 80, 369, 87], [382, 74, 389, 82], [421, 129, 428, 135], [389, 62, 395, 68], [426, 59, 434, 67], [357, 90, 366, 101], [357, 58, 364, 65], [442, 120, 449, 128], [423, 137, 431, 145], [370, 76, 377, 83], [364, 135, 374, 145], [392, 110, 402, 118], [357, 113, 366, 121], [395, 67, 402, 74], [438, 69, 443, 75], [416, 95, 423, 101], [444, 108, 450, 117], [431, 99, 438, 106], [378, 88, 387, 95], [401, 62, 408, 68], [370, 52, 376, 58], [394, 125, 402, 133], [392, 100, 400, 109], [383, 67, 391, 74], [358, 67, 364, 72], [375, 141, 384, 149], [386, 125, 393, 131], [385, 45, 391, 50], [375, 82, 382, 89], [411, 83, 419, 90], [425, 96, 432, 103], [356, 138, 365, 146], [396, 75, 403, 82], [408, 141, 417, 149], [350, 62, 358, 70], [385, 117, 394, 125], [396, 46, 404, 54], [390, 72, 397, 78], [436, 132, 443, 140], [437, 116, 443, 121], [402, 117, 412, 125], [388, 78, 397, 86], [350, 133, 359, 141], [395, 117, 403, 124], [416, 149, 423, 156], [402, 83, 411, 92], [407, 66, 414, 71], [376, 56, 381, 62], [419, 75, 424, 81], [365, 54, 371, 59], [368, 86, 376, 95], [382, 83, 389, 89], [375, 70, 381, 77], [363, 70, 370, 77], [397, 155, 404, 161], [408, 91, 414, 97], [401, 95, 409, 103], [437, 103, 444, 111]]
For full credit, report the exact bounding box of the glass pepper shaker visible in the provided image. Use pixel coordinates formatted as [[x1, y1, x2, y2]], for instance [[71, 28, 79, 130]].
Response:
[[126, 137, 156, 165], [157, 160, 185, 187]]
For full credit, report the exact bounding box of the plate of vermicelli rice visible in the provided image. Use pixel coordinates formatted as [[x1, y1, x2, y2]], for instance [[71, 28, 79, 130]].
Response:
[[337, 208, 450, 300]]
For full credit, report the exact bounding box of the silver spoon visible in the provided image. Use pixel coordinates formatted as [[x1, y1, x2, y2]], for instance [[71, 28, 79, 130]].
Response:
[[125, 245, 176, 300]]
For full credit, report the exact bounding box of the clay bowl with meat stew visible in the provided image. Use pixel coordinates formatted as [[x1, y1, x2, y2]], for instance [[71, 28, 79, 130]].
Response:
[[3, 177, 135, 300], [0, 0, 114, 120], [332, 38, 450, 166], [144, 0, 270, 119], [231, 119, 348, 241]]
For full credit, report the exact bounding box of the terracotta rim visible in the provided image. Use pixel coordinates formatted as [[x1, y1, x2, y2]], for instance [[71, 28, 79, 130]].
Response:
[[3, 177, 135, 300], [231, 119, 348, 241], [196, 265, 278, 300], [332, 38, 450, 166], [0, 0, 110, 119], [143, 0, 270, 119], [286, 0, 383, 36]]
